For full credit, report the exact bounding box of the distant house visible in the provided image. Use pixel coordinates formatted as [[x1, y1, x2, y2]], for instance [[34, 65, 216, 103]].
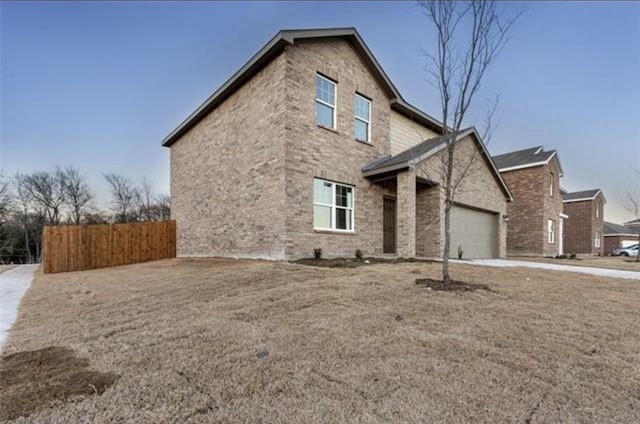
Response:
[[492, 146, 566, 256], [562, 189, 606, 255], [163, 27, 512, 260], [603, 221, 639, 254]]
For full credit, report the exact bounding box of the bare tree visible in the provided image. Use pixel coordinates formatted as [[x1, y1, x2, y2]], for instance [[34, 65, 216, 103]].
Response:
[[23, 170, 66, 225], [139, 178, 154, 221], [155, 193, 171, 221], [418, 0, 523, 283], [61, 166, 94, 225], [104, 173, 139, 223], [0, 173, 12, 224], [12, 173, 34, 263]]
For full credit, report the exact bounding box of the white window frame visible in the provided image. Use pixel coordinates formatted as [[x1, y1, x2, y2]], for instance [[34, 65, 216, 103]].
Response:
[[548, 219, 555, 243], [313, 178, 355, 232], [595, 231, 601, 248], [315, 74, 337, 130], [549, 173, 554, 197], [595, 204, 600, 218], [354, 93, 371, 143]]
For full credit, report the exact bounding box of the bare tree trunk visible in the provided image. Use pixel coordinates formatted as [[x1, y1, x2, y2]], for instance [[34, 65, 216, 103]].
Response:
[[442, 139, 455, 283], [419, 0, 522, 284]]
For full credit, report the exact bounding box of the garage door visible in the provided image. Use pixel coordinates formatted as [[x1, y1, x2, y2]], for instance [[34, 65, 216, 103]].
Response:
[[450, 205, 498, 259]]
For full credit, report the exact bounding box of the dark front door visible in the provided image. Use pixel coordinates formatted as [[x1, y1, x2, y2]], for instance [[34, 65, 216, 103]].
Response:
[[383, 198, 396, 254]]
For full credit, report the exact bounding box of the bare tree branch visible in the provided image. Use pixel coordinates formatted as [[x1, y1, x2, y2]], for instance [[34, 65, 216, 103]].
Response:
[[417, 0, 524, 282]]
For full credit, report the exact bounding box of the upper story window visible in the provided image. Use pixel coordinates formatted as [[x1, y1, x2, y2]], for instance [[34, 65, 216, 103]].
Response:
[[313, 178, 354, 232], [549, 173, 554, 197], [354, 94, 371, 142], [316, 74, 336, 129], [595, 203, 600, 218], [547, 219, 555, 243]]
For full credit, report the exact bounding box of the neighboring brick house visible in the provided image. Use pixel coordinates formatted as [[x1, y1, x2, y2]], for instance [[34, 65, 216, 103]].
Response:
[[603, 221, 639, 254], [492, 146, 566, 256], [163, 28, 512, 260], [562, 189, 606, 255]]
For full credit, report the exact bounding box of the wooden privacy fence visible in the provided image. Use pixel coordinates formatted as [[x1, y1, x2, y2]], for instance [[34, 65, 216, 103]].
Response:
[[43, 220, 176, 273]]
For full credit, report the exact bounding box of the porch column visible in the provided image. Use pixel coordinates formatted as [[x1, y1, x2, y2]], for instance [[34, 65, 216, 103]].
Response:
[[397, 169, 416, 257]]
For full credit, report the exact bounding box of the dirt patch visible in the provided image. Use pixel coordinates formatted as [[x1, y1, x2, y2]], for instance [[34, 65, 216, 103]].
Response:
[[293, 257, 433, 268], [415, 278, 491, 292], [0, 346, 118, 421]]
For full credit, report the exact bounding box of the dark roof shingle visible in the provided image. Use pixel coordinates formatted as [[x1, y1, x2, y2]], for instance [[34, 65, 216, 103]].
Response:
[[491, 146, 557, 171], [362, 129, 468, 172], [562, 189, 601, 201], [604, 221, 639, 235]]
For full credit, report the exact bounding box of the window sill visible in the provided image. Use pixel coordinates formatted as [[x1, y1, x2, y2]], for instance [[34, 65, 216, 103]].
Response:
[[317, 124, 339, 135], [355, 138, 373, 146], [314, 229, 357, 236]]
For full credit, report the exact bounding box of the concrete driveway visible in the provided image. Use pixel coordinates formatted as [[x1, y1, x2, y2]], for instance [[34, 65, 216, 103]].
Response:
[[0, 265, 38, 350], [464, 259, 640, 281]]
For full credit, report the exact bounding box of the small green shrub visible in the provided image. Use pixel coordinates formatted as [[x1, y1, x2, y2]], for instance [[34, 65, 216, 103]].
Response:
[[457, 244, 464, 260], [313, 248, 322, 260], [355, 249, 363, 260]]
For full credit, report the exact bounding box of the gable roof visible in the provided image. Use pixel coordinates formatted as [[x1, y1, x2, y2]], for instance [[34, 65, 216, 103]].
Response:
[[562, 189, 606, 203], [162, 27, 443, 147], [491, 146, 563, 175], [362, 127, 513, 201], [625, 218, 640, 228], [604, 221, 639, 236]]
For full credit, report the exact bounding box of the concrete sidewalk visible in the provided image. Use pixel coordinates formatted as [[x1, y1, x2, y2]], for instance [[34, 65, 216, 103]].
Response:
[[0, 265, 38, 350], [458, 259, 640, 281]]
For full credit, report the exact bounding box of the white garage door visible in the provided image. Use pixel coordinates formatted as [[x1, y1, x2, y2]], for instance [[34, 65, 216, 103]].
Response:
[[450, 205, 498, 259]]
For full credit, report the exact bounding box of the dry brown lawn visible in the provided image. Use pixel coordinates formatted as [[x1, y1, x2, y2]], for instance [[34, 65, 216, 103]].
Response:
[[512, 255, 640, 272], [3, 259, 640, 423]]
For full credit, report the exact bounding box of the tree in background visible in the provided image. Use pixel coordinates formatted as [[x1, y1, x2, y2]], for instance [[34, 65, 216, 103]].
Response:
[[23, 169, 67, 225], [0, 167, 171, 263], [61, 166, 94, 225], [418, 0, 523, 283], [104, 173, 139, 223]]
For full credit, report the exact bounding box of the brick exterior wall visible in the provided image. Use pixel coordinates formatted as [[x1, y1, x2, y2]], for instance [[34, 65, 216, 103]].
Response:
[[170, 52, 288, 259], [563, 193, 605, 255], [169, 36, 509, 260], [282, 39, 393, 259], [414, 136, 508, 258], [499, 157, 563, 256], [603, 235, 639, 254]]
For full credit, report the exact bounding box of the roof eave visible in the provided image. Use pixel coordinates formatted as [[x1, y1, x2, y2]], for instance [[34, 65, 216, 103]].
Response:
[[162, 27, 414, 147], [162, 33, 291, 147]]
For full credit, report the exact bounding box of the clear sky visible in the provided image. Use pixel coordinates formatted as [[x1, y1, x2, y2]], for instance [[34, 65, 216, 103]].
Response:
[[1, 1, 639, 222]]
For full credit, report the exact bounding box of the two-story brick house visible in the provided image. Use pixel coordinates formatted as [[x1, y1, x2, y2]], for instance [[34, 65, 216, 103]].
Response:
[[492, 146, 566, 256], [163, 28, 512, 260], [562, 189, 606, 255]]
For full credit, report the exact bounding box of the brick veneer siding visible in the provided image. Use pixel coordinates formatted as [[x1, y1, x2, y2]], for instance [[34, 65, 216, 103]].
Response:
[[282, 39, 394, 259], [170, 52, 288, 259], [414, 136, 508, 258], [499, 157, 563, 256], [604, 235, 639, 255], [169, 36, 509, 260], [563, 193, 605, 255]]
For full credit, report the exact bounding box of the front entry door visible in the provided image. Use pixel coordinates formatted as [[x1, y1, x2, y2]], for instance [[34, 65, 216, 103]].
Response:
[[383, 198, 396, 254]]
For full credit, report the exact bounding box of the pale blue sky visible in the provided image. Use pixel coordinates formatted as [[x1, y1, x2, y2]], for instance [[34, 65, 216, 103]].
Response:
[[1, 1, 639, 221]]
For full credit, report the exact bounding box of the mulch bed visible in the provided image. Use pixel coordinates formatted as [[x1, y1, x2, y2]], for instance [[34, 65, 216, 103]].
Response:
[[415, 278, 491, 292], [293, 257, 434, 268], [0, 346, 118, 421]]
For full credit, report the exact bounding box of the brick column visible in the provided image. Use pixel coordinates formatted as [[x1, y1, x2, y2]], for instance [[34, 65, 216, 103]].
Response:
[[397, 170, 416, 257]]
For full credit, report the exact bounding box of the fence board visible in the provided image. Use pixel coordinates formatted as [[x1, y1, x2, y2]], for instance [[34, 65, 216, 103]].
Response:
[[43, 221, 176, 273]]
